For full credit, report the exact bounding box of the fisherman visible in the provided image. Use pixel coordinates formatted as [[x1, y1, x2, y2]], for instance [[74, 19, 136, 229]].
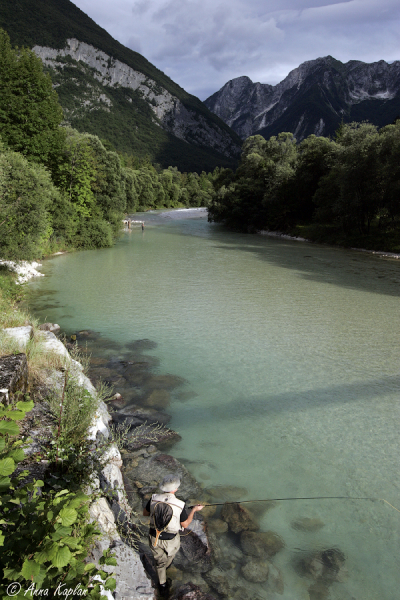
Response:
[[143, 474, 204, 597]]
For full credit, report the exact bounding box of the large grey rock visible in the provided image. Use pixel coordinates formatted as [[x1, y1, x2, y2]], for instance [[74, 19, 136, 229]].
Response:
[[113, 405, 171, 427], [0, 353, 28, 404], [170, 582, 217, 600], [220, 503, 259, 534], [38, 323, 61, 333], [127, 453, 201, 501], [241, 559, 270, 583], [240, 530, 285, 558], [3, 326, 33, 349], [203, 568, 232, 596]]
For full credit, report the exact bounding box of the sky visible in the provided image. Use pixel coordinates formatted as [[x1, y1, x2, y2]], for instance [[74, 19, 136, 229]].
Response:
[[72, 0, 400, 100]]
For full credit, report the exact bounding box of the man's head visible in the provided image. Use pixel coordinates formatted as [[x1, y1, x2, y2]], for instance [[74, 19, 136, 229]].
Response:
[[159, 474, 181, 493]]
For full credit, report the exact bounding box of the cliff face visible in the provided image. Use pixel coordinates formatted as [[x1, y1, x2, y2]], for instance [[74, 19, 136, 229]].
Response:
[[34, 39, 240, 161], [205, 57, 400, 140]]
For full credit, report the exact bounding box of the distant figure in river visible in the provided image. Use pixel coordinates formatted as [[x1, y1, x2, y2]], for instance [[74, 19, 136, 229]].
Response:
[[142, 222, 144, 230], [143, 474, 204, 597]]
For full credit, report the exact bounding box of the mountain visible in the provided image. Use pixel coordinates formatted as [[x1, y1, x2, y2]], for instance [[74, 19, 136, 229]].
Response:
[[204, 56, 400, 141], [0, 0, 241, 172]]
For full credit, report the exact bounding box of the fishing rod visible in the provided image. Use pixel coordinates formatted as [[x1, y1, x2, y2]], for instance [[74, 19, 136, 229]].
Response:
[[189, 496, 400, 513]]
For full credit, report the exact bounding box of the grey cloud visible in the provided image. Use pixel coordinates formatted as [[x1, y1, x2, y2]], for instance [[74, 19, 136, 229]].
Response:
[[73, 0, 400, 99], [132, 0, 151, 14]]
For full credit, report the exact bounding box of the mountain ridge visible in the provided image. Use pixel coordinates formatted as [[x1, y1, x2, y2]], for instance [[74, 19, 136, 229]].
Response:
[[205, 56, 400, 140], [0, 0, 241, 171]]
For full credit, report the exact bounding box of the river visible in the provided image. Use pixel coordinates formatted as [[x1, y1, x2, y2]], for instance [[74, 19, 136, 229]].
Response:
[[28, 208, 400, 600]]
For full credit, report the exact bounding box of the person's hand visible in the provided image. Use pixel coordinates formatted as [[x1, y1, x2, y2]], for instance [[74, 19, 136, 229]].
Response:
[[193, 504, 204, 511]]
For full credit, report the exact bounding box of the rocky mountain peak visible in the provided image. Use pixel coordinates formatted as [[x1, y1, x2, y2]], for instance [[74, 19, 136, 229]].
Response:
[[205, 56, 400, 141]]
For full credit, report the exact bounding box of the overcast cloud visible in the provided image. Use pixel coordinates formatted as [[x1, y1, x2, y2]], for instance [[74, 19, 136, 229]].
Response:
[[72, 0, 400, 99]]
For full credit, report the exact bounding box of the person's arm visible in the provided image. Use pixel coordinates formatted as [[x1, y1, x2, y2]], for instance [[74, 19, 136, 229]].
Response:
[[180, 505, 204, 529]]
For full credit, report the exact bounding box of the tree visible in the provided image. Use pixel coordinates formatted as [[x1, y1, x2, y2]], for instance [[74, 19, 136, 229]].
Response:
[[0, 29, 65, 174], [0, 142, 57, 259]]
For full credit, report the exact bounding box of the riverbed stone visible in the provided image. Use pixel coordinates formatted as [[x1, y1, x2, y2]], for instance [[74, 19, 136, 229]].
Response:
[[240, 530, 285, 558], [300, 547, 346, 583], [126, 423, 181, 450], [203, 568, 232, 596], [241, 559, 270, 583], [143, 389, 171, 409], [220, 502, 258, 534], [128, 452, 202, 501], [206, 485, 248, 503], [291, 517, 325, 532], [206, 519, 228, 534], [125, 339, 158, 351], [144, 373, 186, 391], [0, 353, 28, 404], [113, 404, 171, 427], [170, 582, 217, 600], [174, 524, 213, 573]]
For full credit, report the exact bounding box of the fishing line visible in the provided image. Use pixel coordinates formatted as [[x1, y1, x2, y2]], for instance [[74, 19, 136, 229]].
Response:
[[189, 495, 400, 513]]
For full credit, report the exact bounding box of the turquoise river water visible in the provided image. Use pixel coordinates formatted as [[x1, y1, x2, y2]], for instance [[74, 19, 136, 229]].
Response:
[[28, 209, 400, 600]]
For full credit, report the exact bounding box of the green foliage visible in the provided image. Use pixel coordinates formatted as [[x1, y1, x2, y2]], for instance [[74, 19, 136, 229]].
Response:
[[0, 30, 65, 174], [0, 397, 115, 596], [208, 121, 400, 251], [0, 146, 58, 260]]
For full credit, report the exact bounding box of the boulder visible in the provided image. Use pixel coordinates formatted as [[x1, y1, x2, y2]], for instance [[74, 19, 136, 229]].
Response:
[[0, 353, 28, 404], [143, 389, 170, 409], [113, 405, 171, 427], [170, 582, 217, 600], [174, 527, 213, 574], [128, 453, 201, 501], [126, 423, 181, 451], [125, 339, 158, 351], [38, 323, 60, 333], [300, 547, 346, 583], [144, 373, 186, 391], [3, 326, 33, 349], [203, 568, 232, 596], [241, 559, 270, 583], [206, 485, 248, 503], [220, 503, 258, 534], [291, 517, 325, 532], [206, 519, 228, 534], [240, 530, 285, 558]]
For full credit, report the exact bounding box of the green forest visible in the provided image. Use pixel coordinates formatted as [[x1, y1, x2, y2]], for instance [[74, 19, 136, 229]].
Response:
[[208, 121, 400, 251], [0, 30, 215, 261]]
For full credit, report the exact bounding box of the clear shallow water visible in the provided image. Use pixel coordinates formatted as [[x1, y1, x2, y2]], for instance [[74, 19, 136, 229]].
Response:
[[29, 209, 400, 599]]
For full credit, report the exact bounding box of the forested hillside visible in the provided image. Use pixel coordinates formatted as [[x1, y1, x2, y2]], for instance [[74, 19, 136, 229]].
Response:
[[0, 0, 241, 172], [0, 31, 216, 260], [208, 121, 400, 251]]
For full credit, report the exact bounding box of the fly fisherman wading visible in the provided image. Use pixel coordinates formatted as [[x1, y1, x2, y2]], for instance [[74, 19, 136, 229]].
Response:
[[143, 474, 204, 597]]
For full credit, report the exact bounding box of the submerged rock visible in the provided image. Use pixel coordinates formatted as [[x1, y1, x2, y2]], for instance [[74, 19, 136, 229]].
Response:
[[126, 452, 202, 501], [203, 567, 232, 596], [291, 517, 325, 532], [300, 547, 346, 583], [206, 485, 248, 503], [125, 338, 158, 351], [38, 322, 60, 333], [206, 519, 228, 534], [240, 530, 285, 558], [220, 502, 258, 534], [144, 373, 186, 391], [143, 389, 171, 409], [113, 404, 171, 427], [241, 559, 270, 583], [170, 582, 217, 600]]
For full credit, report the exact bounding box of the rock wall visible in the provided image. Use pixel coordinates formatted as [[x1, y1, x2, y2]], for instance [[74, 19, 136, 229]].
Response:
[[33, 39, 240, 158]]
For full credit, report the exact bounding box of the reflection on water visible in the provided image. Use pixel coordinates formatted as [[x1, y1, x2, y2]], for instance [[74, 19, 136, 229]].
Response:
[[28, 209, 400, 599]]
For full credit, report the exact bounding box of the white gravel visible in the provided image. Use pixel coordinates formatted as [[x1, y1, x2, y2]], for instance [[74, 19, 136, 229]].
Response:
[[0, 260, 44, 284]]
